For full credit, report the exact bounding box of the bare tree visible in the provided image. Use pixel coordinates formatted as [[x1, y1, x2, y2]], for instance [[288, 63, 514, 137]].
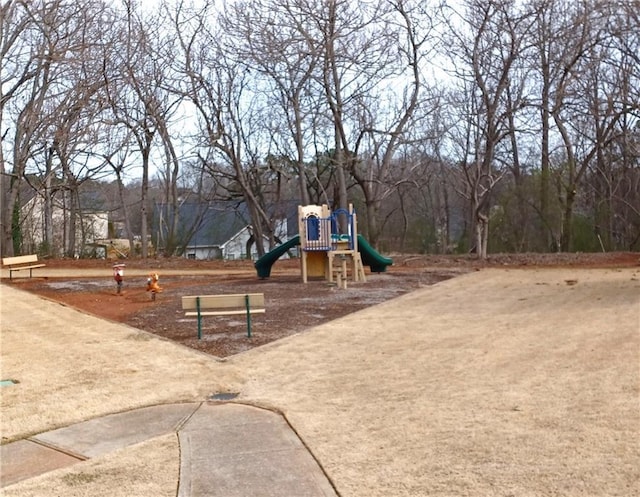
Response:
[[1, 0, 48, 256], [43, 3, 113, 257], [440, 0, 534, 258], [586, 0, 640, 250], [4, 0, 637, 260], [528, 0, 574, 249], [543, 1, 636, 251], [169, 0, 279, 256], [350, 0, 439, 246], [219, 0, 326, 207], [100, 130, 137, 249], [1, 0, 110, 257], [102, 0, 176, 258]]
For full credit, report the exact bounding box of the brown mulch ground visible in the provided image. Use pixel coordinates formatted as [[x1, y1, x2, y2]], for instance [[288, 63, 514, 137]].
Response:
[[6, 251, 638, 358]]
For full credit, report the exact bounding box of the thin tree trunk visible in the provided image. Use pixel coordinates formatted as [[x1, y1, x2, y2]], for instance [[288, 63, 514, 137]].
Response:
[[116, 171, 135, 254], [560, 188, 576, 252], [43, 147, 55, 256], [140, 155, 149, 259]]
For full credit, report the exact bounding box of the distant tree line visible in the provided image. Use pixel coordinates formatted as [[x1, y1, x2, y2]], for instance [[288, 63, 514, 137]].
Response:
[[1, 0, 638, 259]]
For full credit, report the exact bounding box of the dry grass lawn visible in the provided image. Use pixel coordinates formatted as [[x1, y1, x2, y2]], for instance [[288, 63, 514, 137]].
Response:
[[1, 266, 639, 496]]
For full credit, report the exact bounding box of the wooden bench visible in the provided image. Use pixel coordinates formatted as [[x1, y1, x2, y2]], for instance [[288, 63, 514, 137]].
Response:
[[181, 293, 265, 339], [2, 254, 46, 279]]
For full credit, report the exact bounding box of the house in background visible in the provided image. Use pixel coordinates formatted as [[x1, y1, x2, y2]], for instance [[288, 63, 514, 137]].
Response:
[[153, 201, 298, 260], [20, 193, 108, 257]]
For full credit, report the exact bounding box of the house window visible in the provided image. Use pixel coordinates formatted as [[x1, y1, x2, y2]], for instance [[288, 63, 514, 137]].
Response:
[[187, 253, 196, 260]]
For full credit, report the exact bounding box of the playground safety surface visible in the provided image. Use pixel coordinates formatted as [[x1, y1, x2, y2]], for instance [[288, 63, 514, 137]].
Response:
[[5, 256, 463, 357], [5, 252, 636, 358]]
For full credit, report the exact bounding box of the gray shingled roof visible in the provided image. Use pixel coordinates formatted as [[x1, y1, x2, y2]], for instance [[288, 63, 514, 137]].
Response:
[[153, 200, 299, 248]]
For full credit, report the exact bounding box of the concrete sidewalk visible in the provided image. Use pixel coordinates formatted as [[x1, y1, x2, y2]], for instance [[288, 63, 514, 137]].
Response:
[[1, 402, 337, 496]]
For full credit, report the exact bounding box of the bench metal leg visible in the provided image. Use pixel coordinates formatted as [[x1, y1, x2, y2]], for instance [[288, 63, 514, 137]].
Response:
[[197, 297, 202, 340], [245, 294, 252, 338]]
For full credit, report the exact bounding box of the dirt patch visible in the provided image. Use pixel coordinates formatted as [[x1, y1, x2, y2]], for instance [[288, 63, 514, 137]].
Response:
[[10, 267, 459, 358], [7, 252, 638, 358]]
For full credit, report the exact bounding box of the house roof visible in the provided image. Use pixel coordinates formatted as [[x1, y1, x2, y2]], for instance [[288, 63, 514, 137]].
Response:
[[153, 200, 300, 248], [192, 204, 251, 247], [153, 201, 249, 247]]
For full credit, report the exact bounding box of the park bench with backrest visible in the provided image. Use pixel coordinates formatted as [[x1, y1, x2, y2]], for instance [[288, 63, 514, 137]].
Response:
[[2, 254, 47, 279], [181, 293, 265, 339]]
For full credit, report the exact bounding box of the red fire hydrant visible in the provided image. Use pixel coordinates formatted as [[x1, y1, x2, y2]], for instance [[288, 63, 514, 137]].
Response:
[[113, 264, 125, 295], [146, 273, 162, 300]]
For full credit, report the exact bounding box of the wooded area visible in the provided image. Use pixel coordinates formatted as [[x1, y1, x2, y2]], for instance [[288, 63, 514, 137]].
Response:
[[1, 0, 638, 259]]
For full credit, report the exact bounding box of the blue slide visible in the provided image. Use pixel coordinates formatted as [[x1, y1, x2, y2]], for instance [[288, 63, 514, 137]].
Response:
[[357, 234, 393, 273], [255, 235, 300, 278]]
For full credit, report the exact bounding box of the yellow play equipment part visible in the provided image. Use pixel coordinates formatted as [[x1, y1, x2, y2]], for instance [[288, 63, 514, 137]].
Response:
[[298, 204, 366, 287]]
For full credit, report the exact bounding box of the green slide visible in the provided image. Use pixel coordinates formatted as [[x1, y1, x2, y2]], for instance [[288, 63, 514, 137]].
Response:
[[255, 234, 391, 278], [255, 235, 300, 278], [357, 234, 393, 273]]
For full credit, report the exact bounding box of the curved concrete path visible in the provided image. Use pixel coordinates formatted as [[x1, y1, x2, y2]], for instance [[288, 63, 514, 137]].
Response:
[[1, 402, 338, 496]]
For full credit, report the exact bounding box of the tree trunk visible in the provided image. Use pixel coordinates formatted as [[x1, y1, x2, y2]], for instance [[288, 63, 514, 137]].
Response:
[[2, 150, 27, 257], [540, 48, 552, 249], [140, 135, 152, 259], [475, 212, 489, 259], [365, 200, 380, 246], [294, 101, 310, 206], [560, 187, 576, 252], [65, 189, 78, 258], [140, 172, 149, 259], [158, 122, 183, 257], [41, 145, 57, 256], [4, 180, 22, 257], [116, 171, 135, 255]]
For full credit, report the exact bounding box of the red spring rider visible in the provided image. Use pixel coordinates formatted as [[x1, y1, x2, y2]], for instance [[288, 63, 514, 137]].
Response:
[[113, 264, 125, 295], [146, 272, 162, 300]]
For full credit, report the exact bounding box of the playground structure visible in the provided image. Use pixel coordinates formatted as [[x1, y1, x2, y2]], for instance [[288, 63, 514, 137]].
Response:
[[255, 204, 393, 284], [298, 204, 365, 286]]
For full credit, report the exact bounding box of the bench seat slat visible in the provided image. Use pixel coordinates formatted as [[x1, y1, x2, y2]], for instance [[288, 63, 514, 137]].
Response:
[[185, 309, 266, 317], [181, 293, 265, 311], [9, 264, 46, 271]]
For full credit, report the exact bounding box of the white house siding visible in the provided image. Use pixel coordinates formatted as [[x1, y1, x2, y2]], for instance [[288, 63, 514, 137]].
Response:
[[220, 226, 251, 260], [185, 225, 293, 261], [21, 196, 108, 257], [186, 246, 222, 260]]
